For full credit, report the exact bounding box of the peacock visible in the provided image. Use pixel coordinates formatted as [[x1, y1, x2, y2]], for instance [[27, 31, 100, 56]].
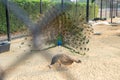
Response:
[[33, 3, 93, 55]]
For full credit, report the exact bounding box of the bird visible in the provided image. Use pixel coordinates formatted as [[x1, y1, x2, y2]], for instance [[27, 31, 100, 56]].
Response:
[[48, 54, 81, 68], [35, 4, 93, 55]]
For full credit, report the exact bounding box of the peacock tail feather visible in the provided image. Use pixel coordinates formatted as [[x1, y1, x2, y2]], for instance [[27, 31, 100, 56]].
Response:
[[35, 3, 93, 55]]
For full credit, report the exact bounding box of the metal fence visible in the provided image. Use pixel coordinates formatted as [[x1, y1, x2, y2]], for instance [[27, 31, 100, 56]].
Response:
[[0, 0, 120, 80], [96, 0, 120, 20], [1, 0, 120, 42], [0, 0, 99, 41]]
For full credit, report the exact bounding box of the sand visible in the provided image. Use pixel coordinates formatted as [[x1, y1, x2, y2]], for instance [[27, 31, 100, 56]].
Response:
[[0, 19, 120, 80]]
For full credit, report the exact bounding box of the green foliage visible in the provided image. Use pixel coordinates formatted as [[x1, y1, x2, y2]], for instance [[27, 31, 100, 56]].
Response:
[[0, 1, 98, 35], [91, 0, 95, 3]]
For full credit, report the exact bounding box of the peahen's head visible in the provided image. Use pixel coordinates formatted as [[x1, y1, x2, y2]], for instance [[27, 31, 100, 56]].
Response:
[[77, 60, 81, 63]]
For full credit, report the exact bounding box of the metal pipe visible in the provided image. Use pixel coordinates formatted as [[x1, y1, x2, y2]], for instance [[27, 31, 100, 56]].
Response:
[[100, 0, 103, 19], [61, 0, 64, 32], [40, 0, 42, 14], [76, 0, 77, 12], [86, 0, 89, 22], [116, 0, 118, 16], [75, 0, 78, 18], [110, 0, 113, 23], [94, 1, 96, 19], [5, 0, 11, 41], [105, 0, 108, 18], [61, 0, 63, 8], [113, 0, 115, 17], [109, 0, 111, 17]]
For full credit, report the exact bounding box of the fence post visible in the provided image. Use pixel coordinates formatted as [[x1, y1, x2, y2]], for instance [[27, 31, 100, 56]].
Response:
[[61, 0, 64, 31], [5, 0, 11, 41], [76, 0, 77, 14], [100, 0, 103, 19], [116, 0, 118, 17], [105, 0, 108, 18], [93, 1, 96, 19], [86, 0, 89, 22], [113, 1, 115, 17], [40, 0, 42, 14], [61, 0, 64, 8], [110, 0, 113, 23]]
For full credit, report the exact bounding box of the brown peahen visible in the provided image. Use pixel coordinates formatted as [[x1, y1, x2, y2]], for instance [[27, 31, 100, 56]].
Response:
[[48, 54, 81, 68]]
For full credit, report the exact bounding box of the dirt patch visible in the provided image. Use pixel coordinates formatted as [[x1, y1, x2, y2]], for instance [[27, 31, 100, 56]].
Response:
[[0, 19, 120, 80]]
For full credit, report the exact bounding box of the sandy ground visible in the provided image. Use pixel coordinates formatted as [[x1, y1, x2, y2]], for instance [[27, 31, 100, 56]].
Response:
[[0, 19, 120, 80]]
